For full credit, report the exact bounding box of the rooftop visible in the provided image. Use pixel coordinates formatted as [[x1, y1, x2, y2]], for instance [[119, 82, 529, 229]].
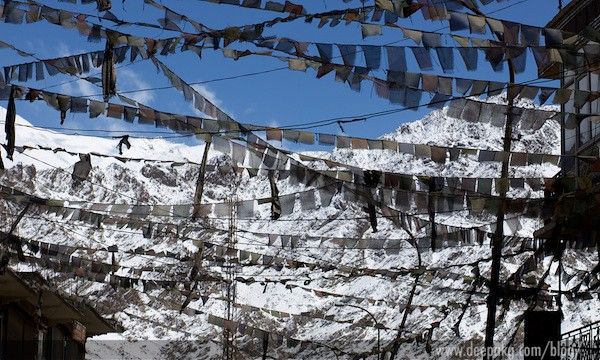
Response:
[[547, 0, 600, 32], [0, 269, 119, 336]]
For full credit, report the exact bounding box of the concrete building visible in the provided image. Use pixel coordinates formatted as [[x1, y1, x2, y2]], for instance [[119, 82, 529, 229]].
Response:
[[544, 0, 600, 178], [0, 269, 118, 360]]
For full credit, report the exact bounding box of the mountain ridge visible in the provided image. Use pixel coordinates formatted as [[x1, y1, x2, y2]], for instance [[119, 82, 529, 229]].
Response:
[[1, 103, 597, 360]]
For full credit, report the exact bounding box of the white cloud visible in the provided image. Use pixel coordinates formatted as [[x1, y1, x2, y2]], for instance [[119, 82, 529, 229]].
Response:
[[59, 78, 97, 97], [189, 84, 235, 119], [53, 42, 99, 97], [191, 84, 222, 106], [118, 68, 155, 104], [56, 42, 81, 58], [106, 119, 134, 133], [54, 42, 153, 104]]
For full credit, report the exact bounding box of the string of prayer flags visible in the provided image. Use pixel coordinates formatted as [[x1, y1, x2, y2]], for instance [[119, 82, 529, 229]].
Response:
[[13, 236, 189, 281], [1, 184, 541, 256], [0, 40, 35, 58], [4, 0, 600, 76], [144, 0, 600, 80], [192, 0, 600, 58], [419, 5, 594, 47], [213, 137, 555, 203], [208, 0, 307, 16], [193, 288, 438, 334], [2, 79, 578, 174], [250, 39, 600, 106], [7, 176, 337, 222], [21, 236, 188, 263], [2, 27, 599, 115], [143, 0, 216, 36], [150, 57, 236, 125], [207, 314, 330, 353], [292, 150, 560, 194], [204, 1, 425, 40], [1, 46, 144, 87], [0, 0, 206, 65], [8, 134, 558, 219], [213, 41, 597, 112], [23, 253, 190, 291]]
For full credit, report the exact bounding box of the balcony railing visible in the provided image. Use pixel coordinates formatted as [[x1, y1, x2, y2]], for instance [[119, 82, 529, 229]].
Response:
[[560, 319, 600, 359]]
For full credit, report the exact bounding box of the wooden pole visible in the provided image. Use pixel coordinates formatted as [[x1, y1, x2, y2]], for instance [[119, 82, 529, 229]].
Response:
[[428, 177, 437, 251], [181, 136, 211, 313], [388, 223, 421, 360], [262, 333, 269, 360], [484, 44, 517, 360], [8, 203, 30, 234], [451, 2, 517, 355], [446, 1, 518, 356], [192, 136, 212, 220]]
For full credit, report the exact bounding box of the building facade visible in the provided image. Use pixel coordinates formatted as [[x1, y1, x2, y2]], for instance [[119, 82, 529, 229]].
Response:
[[0, 269, 117, 360], [544, 0, 600, 179]]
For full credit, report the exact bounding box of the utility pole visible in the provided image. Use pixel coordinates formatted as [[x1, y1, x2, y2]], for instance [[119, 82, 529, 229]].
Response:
[[484, 55, 516, 360], [192, 135, 212, 220], [180, 135, 212, 313], [223, 197, 237, 360], [428, 177, 438, 251], [456, 2, 517, 357], [388, 222, 422, 359], [485, 33, 517, 360]]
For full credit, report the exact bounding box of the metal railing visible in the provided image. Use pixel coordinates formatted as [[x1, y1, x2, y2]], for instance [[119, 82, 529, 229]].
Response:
[[560, 319, 600, 359]]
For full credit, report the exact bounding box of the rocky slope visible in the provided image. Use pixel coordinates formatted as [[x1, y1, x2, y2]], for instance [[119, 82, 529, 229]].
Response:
[[0, 99, 598, 360]]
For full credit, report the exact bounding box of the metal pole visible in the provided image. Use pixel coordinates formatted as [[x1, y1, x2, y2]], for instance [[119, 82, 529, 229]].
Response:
[[335, 303, 381, 359]]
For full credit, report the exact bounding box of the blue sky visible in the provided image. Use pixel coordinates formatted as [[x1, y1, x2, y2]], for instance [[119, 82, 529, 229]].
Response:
[[0, 0, 567, 151]]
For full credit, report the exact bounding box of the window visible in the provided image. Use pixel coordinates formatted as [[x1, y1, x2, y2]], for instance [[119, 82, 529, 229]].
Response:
[[563, 69, 576, 153], [591, 73, 599, 113], [578, 74, 592, 145], [591, 73, 600, 140]]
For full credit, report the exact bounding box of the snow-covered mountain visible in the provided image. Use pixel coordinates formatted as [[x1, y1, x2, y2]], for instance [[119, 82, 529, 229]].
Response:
[[1, 100, 598, 360]]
